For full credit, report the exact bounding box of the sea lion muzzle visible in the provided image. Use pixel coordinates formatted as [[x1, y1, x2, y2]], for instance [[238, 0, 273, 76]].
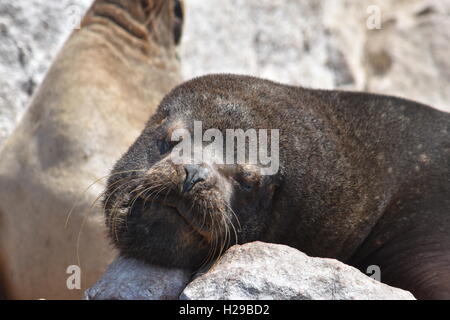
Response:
[[182, 164, 210, 193]]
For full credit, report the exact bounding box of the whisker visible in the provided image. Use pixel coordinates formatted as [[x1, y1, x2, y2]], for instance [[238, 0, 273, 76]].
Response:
[[75, 172, 146, 268], [64, 169, 147, 229], [224, 202, 242, 233], [223, 203, 239, 246]]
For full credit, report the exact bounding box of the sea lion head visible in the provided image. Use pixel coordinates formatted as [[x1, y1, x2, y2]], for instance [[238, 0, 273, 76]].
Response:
[[104, 75, 282, 270]]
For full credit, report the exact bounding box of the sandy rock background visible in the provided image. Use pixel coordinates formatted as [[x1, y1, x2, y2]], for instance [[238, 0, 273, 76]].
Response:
[[0, 0, 449, 145]]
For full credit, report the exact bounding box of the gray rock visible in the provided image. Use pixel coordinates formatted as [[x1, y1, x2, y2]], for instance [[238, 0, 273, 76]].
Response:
[[324, 0, 450, 113], [0, 0, 92, 144], [182, 0, 450, 112], [181, 242, 415, 300], [85, 256, 191, 300]]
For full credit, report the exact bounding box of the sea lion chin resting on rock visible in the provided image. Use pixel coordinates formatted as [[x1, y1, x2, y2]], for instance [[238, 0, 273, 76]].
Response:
[[98, 74, 450, 300]]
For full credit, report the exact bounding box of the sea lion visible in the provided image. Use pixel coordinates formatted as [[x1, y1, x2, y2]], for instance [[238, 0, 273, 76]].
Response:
[[0, 0, 184, 299], [101, 74, 450, 300]]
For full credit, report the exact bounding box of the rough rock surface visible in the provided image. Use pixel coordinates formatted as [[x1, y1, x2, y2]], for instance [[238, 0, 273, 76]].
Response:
[[182, 0, 450, 113], [0, 0, 92, 144], [0, 0, 449, 145], [84, 257, 191, 300], [181, 242, 415, 300]]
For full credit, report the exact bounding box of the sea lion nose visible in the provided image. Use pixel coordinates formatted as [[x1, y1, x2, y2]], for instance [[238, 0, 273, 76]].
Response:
[[182, 164, 209, 193]]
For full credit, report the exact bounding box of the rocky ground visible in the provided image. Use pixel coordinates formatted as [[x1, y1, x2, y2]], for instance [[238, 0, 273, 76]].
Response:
[[86, 242, 415, 300], [181, 242, 415, 300]]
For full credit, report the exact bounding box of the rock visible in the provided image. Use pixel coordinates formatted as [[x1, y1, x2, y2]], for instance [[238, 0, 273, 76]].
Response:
[[181, 242, 415, 300], [182, 0, 450, 113], [182, 0, 346, 89], [84, 256, 191, 300], [323, 0, 450, 113], [0, 0, 92, 144]]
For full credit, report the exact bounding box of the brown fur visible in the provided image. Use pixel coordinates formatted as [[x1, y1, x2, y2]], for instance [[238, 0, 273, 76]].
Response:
[[107, 74, 450, 299]]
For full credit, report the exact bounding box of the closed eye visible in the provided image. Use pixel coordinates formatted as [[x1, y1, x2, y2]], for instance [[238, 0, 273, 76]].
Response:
[[233, 172, 254, 191], [157, 139, 177, 155], [238, 181, 252, 191]]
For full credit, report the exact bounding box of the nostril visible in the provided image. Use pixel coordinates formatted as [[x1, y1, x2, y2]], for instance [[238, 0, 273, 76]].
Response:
[[182, 164, 208, 193]]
